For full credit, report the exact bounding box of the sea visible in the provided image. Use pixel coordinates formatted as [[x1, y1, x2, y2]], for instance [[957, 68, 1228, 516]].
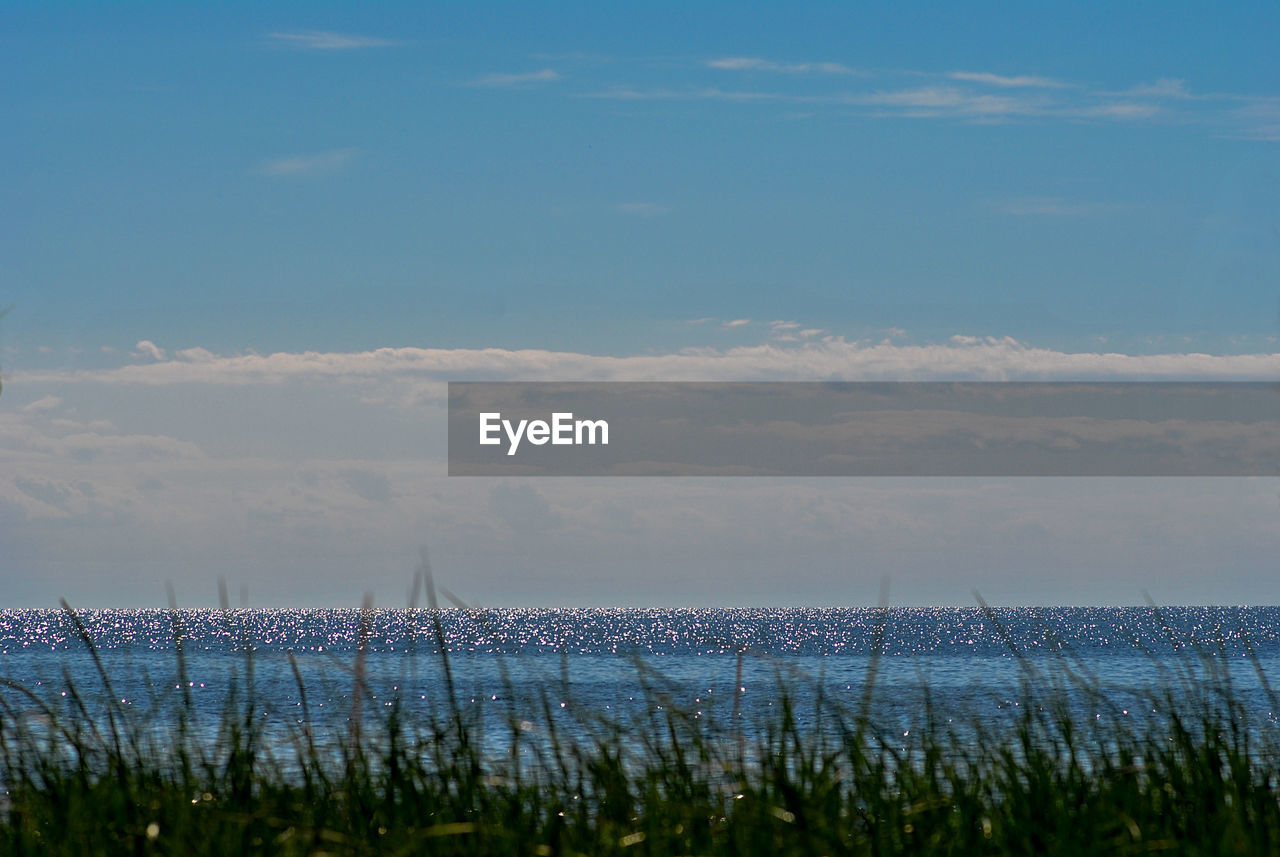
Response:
[[2, 607, 1279, 750]]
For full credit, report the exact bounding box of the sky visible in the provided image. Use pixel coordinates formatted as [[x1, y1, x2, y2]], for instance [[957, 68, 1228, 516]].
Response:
[[2, 3, 1279, 607]]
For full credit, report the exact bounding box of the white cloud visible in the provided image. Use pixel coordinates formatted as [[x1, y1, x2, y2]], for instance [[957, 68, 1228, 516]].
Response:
[[174, 347, 218, 363], [22, 396, 62, 413], [586, 84, 1044, 119], [580, 87, 683, 101], [948, 71, 1070, 89], [1071, 102, 1160, 120], [723, 319, 752, 328], [258, 149, 356, 177], [580, 63, 1275, 139], [1110, 78, 1191, 99], [708, 57, 861, 75], [267, 31, 398, 50], [583, 86, 787, 104], [1228, 98, 1280, 141], [470, 69, 562, 87], [133, 340, 166, 361], [854, 86, 1035, 117], [19, 337, 1280, 391]]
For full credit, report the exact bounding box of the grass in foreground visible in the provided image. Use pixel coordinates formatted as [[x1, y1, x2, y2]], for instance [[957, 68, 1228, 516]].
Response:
[[2, 604, 1280, 856]]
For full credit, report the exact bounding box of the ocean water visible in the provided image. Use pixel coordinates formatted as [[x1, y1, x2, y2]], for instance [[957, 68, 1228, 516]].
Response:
[[2, 607, 1279, 748]]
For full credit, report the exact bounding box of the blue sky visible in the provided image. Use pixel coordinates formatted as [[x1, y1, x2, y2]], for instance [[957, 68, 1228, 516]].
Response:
[[2, 3, 1279, 606], [5, 2, 1279, 360]]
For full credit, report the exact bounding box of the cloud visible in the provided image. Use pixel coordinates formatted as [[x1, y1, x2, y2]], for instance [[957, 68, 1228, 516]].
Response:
[[22, 396, 62, 413], [267, 31, 398, 50], [853, 86, 1036, 117], [19, 337, 1280, 394], [583, 86, 787, 104], [133, 340, 166, 361], [769, 321, 807, 342], [616, 202, 670, 217], [948, 71, 1070, 89], [258, 149, 356, 177], [584, 79, 1251, 129], [1109, 78, 1192, 99], [583, 66, 1275, 132], [174, 346, 217, 362], [6, 337, 1280, 605], [340, 468, 393, 503], [723, 319, 752, 328], [1227, 98, 1280, 141], [2, 417, 206, 463], [1072, 102, 1160, 120], [489, 483, 563, 533], [584, 84, 1043, 119], [470, 69, 562, 87], [707, 57, 861, 75]]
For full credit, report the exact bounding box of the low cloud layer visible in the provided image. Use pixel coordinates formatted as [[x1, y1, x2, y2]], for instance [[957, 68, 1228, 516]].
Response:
[[4, 338, 1278, 608], [20, 336, 1280, 389]]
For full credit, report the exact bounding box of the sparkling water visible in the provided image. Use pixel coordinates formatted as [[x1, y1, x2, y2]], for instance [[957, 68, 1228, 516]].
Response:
[[3, 607, 1278, 749]]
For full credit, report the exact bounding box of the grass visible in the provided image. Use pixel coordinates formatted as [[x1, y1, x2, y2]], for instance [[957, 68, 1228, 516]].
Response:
[[2, 600, 1280, 855]]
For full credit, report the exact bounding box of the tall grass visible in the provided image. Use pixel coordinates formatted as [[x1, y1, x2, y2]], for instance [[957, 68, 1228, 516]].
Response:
[[1, 601, 1279, 855]]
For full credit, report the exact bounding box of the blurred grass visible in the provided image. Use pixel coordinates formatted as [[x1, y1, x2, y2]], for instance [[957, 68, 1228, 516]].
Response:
[[2, 600, 1280, 856]]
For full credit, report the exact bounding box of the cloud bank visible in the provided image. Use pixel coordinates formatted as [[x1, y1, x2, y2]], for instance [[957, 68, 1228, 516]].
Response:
[[20, 337, 1279, 391], [4, 337, 1277, 608]]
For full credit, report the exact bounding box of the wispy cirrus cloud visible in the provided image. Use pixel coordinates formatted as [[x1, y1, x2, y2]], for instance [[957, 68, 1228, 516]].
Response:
[[948, 71, 1071, 89], [267, 31, 399, 50], [584, 84, 1043, 119], [585, 83, 1177, 124], [1229, 98, 1280, 141], [257, 148, 356, 178], [582, 86, 784, 103], [1072, 102, 1160, 120], [854, 86, 1037, 117], [1113, 78, 1193, 99], [708, 57, 862, 75], [578, 61, 1275, 135], [470, 69, 562, 87]]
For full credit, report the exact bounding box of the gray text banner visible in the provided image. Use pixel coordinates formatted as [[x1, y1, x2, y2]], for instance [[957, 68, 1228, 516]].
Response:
[[448, 382, 1280, 476]]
